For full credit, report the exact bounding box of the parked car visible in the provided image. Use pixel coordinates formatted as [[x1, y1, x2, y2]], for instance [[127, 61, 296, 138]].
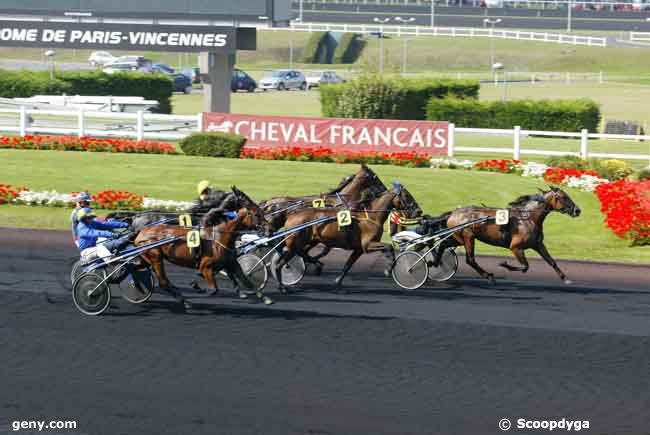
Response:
[[259, 69, 307, 91], [103, 56, 153, 74], [181, 68, 202, 84], [306, 71, 346, 90], [152, 63, 175, 75], [232, 69, 257, 92], [171, 73, 193, 94], [88, 51, 115, 67]]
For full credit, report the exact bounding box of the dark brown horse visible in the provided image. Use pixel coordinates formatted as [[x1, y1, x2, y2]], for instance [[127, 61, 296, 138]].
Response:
[[274, 182, 422, 292], [434, 187, 581, 285], [135, 206, 268, 302], [260, 164, 387, 231]]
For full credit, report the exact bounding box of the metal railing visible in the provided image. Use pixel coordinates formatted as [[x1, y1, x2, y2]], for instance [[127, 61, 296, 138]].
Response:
[[630, 31, 650, 42], [288, 22, 608, 46]]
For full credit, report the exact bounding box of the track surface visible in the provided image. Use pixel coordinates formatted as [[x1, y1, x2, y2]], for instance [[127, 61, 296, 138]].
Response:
[[296, 3, 650, 32], [1, 227, 649, 434]]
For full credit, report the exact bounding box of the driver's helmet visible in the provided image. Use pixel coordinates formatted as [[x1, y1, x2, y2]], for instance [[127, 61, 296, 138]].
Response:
[[75, 191, 92, 204], [197, 180, 211, 197]]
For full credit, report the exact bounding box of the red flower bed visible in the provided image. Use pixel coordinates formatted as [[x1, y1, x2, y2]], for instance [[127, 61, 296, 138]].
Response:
[[595, 180, 650, 245], [543, 167, 599, 184], [0, 135, 177, 155], [0, 183, 26, 205], [241, 146, 430, 168], [92, 190, 143, 210], [474, 159, 523, 174]]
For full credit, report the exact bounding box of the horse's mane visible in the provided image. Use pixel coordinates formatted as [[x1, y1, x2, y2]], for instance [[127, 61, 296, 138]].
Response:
[[325, 174, 354, 195], [508, 193, 545, 207]]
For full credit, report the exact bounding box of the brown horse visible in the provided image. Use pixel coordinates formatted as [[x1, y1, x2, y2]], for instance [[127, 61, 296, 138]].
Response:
[[274, 182, 422, 292], [434, 187, 581, 285], [260, 164, 387, 231], [135, 206, 269, 303]]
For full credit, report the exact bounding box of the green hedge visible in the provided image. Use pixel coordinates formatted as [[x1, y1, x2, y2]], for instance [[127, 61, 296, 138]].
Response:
[[0, 69, 174, 114], [320, 75, 479, 120], [426, 98, 601, 132], [333, 33, 366, 64], [302, 31, 328, 64], [179, 132, 247, 158]]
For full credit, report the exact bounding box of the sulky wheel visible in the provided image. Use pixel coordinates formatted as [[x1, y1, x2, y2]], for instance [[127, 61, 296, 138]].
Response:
[[121, 268, 155, 304], [237, 254, 269, 293], [72, 272, 111, 316], [270, 252, 306, 286], [392, 251, 429, 291], [70, 260, 85, 284], [425, 248, 459, 282]]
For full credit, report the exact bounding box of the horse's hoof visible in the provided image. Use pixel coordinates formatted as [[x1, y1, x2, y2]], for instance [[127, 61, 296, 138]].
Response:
[[239, 292, 250, 299], [383, 268, 391, 278], [262, 296, 274, 305], [487, 275, 497, 285], [564, 279, 573, 285], [183, 300, 192, 310], [278, 286, 289, 294]]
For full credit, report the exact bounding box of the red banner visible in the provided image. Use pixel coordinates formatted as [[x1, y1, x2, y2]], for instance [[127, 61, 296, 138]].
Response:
[[203, 113, 449, 156]]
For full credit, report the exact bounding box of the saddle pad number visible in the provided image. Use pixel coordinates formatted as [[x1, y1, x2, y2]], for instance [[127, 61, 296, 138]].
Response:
[[312, 199, 325, 208], [186, 230, 201, 248], [179, 214, 192, 228], [496, 209, 509, 225], [337, 210, 352, 228]]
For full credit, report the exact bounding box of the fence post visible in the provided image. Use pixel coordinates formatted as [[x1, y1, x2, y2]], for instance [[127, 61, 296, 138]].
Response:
[[136, 110, 145, 141], [19, 106, 27, 137], [77, 109, 85, 138], [196, 112, 203, 132], [599, 71, 604, 84], [580, 129, 589, 159], [513, 126, 521, 160], [447, 123, 455, 157]]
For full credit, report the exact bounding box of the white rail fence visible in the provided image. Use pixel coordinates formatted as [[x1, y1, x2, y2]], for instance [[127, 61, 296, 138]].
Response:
[[288, 22, 608, 47], [630, 32, 650, 43], [1, 107, 649, 162]]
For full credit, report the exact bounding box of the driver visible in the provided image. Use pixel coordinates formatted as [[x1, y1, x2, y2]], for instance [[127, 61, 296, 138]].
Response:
[[70, 191, 91, 246], [75, 208, 130, 255]]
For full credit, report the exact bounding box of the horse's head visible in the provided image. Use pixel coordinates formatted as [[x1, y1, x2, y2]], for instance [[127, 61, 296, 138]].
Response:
[[232, 186, 273, 236], [391, 181, 422, 219], [545, 187, 581, 217]]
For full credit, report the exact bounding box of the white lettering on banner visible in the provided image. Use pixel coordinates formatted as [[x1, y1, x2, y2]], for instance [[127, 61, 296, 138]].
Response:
[[128, 32, 227, 48], [204, 113, 450, 155]]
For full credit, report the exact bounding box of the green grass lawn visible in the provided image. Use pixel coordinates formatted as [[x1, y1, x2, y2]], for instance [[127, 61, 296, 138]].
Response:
[[1, 148, 648, 264]]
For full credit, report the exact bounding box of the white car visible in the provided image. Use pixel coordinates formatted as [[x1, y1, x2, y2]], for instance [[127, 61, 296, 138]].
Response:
[[306, 71, 346, 90], [259, 70, 307, 91], [88, 51, 115, 67]]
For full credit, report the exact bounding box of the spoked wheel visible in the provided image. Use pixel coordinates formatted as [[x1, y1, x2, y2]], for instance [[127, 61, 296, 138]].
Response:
[[425, 248, 459, 282], [237, 254, 268, 294], [121, 268, 155, 304], [72, 272, 111, 316], [270, 252, 306, 286], [392, 251, 429, 290]]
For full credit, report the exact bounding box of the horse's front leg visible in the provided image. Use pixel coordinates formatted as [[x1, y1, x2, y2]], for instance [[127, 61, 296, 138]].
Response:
[[365, 241, 394, 277], [335, 249, 363, 293], [199, 258, 219, 296], [533, 242, 571, 284], [499, 247, 529, 273], [459, 233, 496, 285]]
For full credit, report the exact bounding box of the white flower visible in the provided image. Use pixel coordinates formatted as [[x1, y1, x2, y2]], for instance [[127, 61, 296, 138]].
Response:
[[563, 174, 608, 192], [520, 162, 549, 178], [430, 158, 474, 170], [14, 190, 75, 207], [142, 197, 194, 211]]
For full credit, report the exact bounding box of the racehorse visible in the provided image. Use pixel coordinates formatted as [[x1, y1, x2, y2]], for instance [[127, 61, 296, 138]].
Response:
[[134, 205, 271, 304], [274, 182, 422, 293], [260, 164, 387, 271], [432, 187, 581, 285]]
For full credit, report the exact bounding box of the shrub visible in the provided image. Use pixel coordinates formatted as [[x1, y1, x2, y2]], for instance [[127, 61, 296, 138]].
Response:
[[544, 155, 592, 170], [321, 75, 479, 120], [179, 132, 247, 158], [637, 166, 650, 181], [302, 31, 328, 63], [597, 159, 634, 181], [333, 33, 366, 64], [0, 69, 174, 114], [426, 98, 601, 132]]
